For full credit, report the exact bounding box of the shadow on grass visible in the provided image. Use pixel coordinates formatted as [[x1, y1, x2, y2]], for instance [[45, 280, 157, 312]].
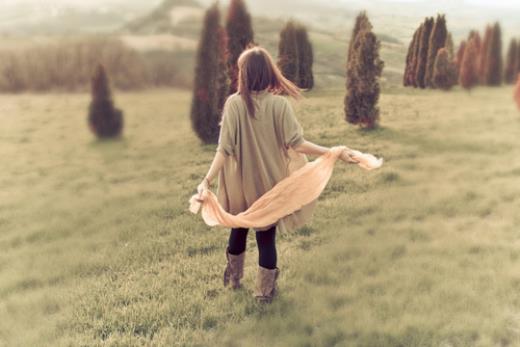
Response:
[[88, 136, 131, 163], [88, 136, 129, 149]]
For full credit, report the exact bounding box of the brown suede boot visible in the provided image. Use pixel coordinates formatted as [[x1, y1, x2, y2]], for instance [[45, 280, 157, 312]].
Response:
[[223, 247, 246, 289], [254, 266, 280, 303]]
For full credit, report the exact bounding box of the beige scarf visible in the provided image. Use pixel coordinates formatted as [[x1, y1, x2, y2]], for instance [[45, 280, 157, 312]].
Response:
[[189, 146, 383, 230]]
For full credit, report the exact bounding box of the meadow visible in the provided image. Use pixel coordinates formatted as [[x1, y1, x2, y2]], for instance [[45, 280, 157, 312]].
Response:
[[1, 85, 520, 347]]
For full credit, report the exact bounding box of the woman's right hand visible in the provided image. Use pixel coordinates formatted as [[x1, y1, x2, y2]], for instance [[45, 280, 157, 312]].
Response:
[[197, 178, 210, 199]]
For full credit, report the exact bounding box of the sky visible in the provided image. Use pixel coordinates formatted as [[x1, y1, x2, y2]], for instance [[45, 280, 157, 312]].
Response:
[[378, 0, 520, 7], [1, 0, 519, 6], [463, 0, 520, 6]]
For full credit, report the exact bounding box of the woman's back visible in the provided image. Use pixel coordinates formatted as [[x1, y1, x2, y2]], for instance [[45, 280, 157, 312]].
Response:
[[216, 90, 305, 226]]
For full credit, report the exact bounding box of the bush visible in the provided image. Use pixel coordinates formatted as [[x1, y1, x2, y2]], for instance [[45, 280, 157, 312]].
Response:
[[483, 22, 503, 86], [425, 14, 448, 88], [295, 24, 314, 90], [403, 26, 420, 87], [278, 21, 299, 84], [88, 65, 124, 139], [0, 37, 147, 92], [142, 50, 192, 88], [190, 3, 229, 144], [345, 20, 384, 129], [504, 39, 518, 84], [459, 38, 479, 90], [0, 37, 194, 93], [415, 17, 434, 89], [433, 48, 457, 90]]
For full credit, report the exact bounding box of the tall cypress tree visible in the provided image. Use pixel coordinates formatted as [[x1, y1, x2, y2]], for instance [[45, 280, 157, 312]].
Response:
[[459, 38, 479, 91], [295, 24, 314, 90], [345, 25, 384, 129], [433, 48, 457, 90], [415, 17, 434, 89], [410, 24, 424, 87], [504, 39, 518, 84], [480, 25, 492, 84], [515, 41, 520, 80], [278, 21, 300, 84], [404, 27, 420, 87], [483, 22, 503, 86], [445, 33, 455, 60], [88, 64, 124, 139], [348, 12, 372, 64], [226, 0, 254, 94], [455, 40, 466, 80], [468, 30, 482, 54], [190, 3, 229, 144], [425, 14, 448, 88]]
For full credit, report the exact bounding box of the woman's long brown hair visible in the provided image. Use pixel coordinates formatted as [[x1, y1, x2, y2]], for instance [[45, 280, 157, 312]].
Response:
[[237, 46, 302, 118]]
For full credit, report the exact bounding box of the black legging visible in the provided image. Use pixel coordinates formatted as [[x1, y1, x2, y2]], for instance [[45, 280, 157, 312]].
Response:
[[227, 225, 277, 269]]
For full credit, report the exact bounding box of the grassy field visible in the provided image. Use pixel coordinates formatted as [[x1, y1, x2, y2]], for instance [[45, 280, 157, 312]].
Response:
[[1, 86, 520, 347]]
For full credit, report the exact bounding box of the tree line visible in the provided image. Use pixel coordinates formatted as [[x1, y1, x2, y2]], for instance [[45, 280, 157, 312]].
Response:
[[403, 15, 457, 90], [404, 16, 519, 91], [457, 23, 505, 90], [0, 37, 191, 92]]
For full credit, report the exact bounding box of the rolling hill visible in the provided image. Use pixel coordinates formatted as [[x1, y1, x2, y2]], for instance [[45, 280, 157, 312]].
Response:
[[0, 0, 161, 35], [122, 0, 407, 89]]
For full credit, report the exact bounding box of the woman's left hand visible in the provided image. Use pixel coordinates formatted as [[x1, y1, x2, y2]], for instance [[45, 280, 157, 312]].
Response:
[[340, 149, 359, 164]]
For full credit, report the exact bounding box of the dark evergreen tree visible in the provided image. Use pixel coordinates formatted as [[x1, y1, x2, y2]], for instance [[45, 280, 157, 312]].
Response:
[[226, 0, 254, 94], [483, 22, 503, 86], [425, 14, 448, 88], [345, 28, 384, 129], [415, 17, 434, 88], [410, 24, 424, 87], [433, 48, 457, 90], [295, 24, 314, 90], [190, 3, 229, 144], [468, 30, 482, 54], [404, 27, 420, 87], [459, 38, 479, 91], [504, 38, 518, 84], [516, 41, 520, 80], [445, 33, 455, 60], [278, 21, 300, 84], [480, 25, 492, 83], [455, 40, 466, 80], [88, 64, 123, 139], [348, 12, 372, 63]]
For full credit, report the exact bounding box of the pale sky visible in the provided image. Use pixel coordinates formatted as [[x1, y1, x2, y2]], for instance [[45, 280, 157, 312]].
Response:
[[1, 0, 519, 14], [1, 0, 519, 6], [340, 0, 520, 8]]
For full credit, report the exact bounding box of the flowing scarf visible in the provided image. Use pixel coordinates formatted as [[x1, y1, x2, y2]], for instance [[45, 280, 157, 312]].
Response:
[[189, 146, 383, 229]]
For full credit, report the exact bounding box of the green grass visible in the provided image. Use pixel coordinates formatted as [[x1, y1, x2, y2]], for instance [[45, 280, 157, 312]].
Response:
[[1, 86, 520, 347]]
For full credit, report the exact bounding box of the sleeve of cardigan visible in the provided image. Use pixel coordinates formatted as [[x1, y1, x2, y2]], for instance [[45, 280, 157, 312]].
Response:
[[216, 97, 237, 156], [281, 98, 305, 149]]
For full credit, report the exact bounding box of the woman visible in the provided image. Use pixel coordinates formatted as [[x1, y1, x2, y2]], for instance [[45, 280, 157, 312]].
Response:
[[197, 46, 358, 303]]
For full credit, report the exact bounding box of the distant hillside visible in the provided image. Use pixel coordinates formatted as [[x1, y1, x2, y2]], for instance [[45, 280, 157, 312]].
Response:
[[123, 0, 407, 89], [0, 1, 158, 35], [124, 0, 203, 38]]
